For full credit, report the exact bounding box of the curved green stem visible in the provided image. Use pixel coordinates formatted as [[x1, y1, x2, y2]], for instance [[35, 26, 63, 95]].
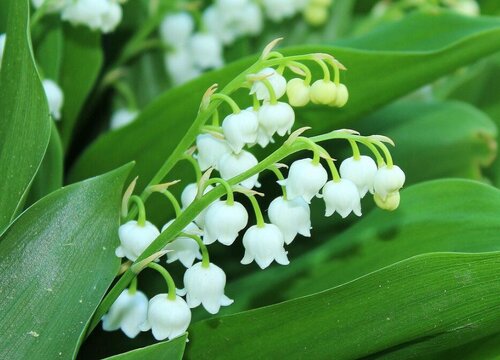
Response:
[[314, 58, 331, 82], [247, 195, 265, 228], [297, 137, 321, 164], [114, 81, 138, 110], [349, 139, 361, 160], [267, 165, 287, 199], [261, 78, 278, 104], [252, 94, 261, 110], [371, 140, 394, 167], [129, 195, 146, 226], [211, 109, 220, 127], [211, 93, 241, 114], [148, 263, 177, 300], [182, 154, 202, 182], [288, 61, 312, 84], [128, 276, 138, 295], [317, 145, 340, 182], [180, 233, 210, 268], [161, 190, 182, 217], [204, 178, 234, 205]]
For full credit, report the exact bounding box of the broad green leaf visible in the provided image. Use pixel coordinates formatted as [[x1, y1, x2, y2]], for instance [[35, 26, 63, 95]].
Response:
[[0, 0, 51, 232], [103, 334, 187, 360], [0, 163, 133, 359], [33, 16, 64, 81], [25, 122, 63, 207], [223, 179, 500, 314], [59, 24, 103, 149], [69, 12, 500, 220], [186, 252, 500, 359]]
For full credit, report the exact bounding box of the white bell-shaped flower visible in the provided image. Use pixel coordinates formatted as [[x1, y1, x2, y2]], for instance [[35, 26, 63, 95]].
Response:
[[115, 220, 160, 261], [159, 12, 194, 48], [42, 79, 64, 120], [218, 150, 260, 189], [373, 165, 406, 200], [278, 158, 328, 203], [164, 48, 201, 85], [0, 34, 5, 69], [196, 133, 232, 171], [184, 262, 233, 314], [102, 289, 148, 338], [140, 294, 191, 341], [254, 125, 275, 148], [268, 196, 311, 245], [189, 33, 224, 70], [110, 109, 138, 130], [162, 220, 202, 268], [241, 224, 289, 269], [203, 200, 248, 246], [181, 183, 216, 228], [100, 2, 122, 33], [339, 155, 378, 198], [286, 78, 310, 107], [202, 6, 238, 45], [61, 0, 122, 34], [235, 2, 263, 35], [31, 0, 66, 12], [222, 109, 259, 153], [250, 67, 287, 101], [321, 179, 362, 218], [258, 102, 295, 137], [262, 0, 298, 22]]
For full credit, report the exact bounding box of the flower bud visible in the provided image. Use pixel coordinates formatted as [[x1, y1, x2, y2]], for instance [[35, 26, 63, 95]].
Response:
[[162, 221, 202, 268], [250, 67, 287, 101], [258, 102, 295, 137], [339, 155, 377, 198], [286, 78, 310, 107], [321, 179, 362, 218], [160, 12, 194, 48], [102, 289, 148, 338], [204, 201, 248, 246], [140, 294, 191, 341], [222, 109, 259, 153], [241, 224, 289, 269], [115, 220, 160, 261], [330, 83, 349, 107], [184, 262, 233, 314], [374, 191, 400, 211], [304, 4, 328, 26], [196, 134, 232, 171], [42, 79, 64, 120], [218, 150, 260, 189], [373, 165, 405, 200], [110, 109, 138, 130], [310, 80, 337, 105], [268, 196, 311, 245], [189, 33, 224, 70], [278, 158, 328, 203]]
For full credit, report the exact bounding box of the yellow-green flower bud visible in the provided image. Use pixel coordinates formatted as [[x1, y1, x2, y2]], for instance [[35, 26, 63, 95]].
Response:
[[286, 78, 310, 107], [329, 83, 349, 107], [304, 4, 328, 26], [374, 191, 400, 211], [310, 79, 337, 105]]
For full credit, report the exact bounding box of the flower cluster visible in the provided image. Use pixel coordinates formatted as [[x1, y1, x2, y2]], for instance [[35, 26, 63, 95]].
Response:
[[102, 41, 405, 341], [31, 0, 123, 33]]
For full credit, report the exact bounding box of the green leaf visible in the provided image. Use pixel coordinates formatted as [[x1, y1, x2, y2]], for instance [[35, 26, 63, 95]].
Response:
[[186, 252, 500, 359], [33, 16, 64, 81], [0, 163, 133, 359], [59, 24, 103, 149], [223, 179, 500, 314], [0, 0, 51, 232], [25, 122, 64, 207], [103, 334, 187, 360]]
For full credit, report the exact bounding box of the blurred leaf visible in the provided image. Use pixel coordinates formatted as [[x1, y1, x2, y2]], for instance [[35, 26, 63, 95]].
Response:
[[223, 179, 500, 314], [433, 332, 500, 359], [59, 24, 103, 150], [25, 122, 63, 206], [0, 0, 51, 233], [33, 16, 63, 81], [186, 252, 500, 359], [103, 334, 187, 360], [0, 163, 132, 359]]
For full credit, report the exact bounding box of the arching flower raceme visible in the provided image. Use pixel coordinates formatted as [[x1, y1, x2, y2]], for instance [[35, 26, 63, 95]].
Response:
[[203, 200, 248, 246], [278, 158, 328, 203], [218, 150, 260, 189], [140, 294, 191, 341], [61, 0, 123, 34], [321, 179, 362, 218], [162, 221, 202, 268], [102, 289, 148, 338], [159, 12, 194, 48], [268, 196, 311, 245], [115, 220, 160, 261], [250, 67, 287, 101], [0, 34, 5, 69], [339, 155, 378, 198], [286, 78, 311, 107], [180, 183, 215, 228], [258, 102, 295, 137], [241, 224, 289, 269], [222, 109, 259, 153], [184, 262, 233, 314], [189, 33, 224, 70], [196, 133, 232, 171], [42, 79, 64, 120], [373, 165, 406, 200], [110, 109, 138, 130]]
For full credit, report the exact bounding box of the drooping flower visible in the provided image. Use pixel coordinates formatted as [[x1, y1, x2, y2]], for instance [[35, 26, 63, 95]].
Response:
[[110, 109, 138, 130], [258, 101, 295, 137], [374, 191, 401, 211], [184, 262, 233, 314], [203, 200, 248, 246], [250, 67, 287, 101], [159, 12, 194, 48], [61, 0, 122, 34], [102, 289, 148, 338], [373, 165, 406, 200], [286, 78, 310, 107], [330, 83, 349, 107], [180, 183, 216, 228], [196, 133, 232, 171], [278, 158, 328, 203], [321, 179, 362, 218], [218, 150, 260, 189], [268, 196, 311, 245], [31, 0, 66, 12], [262, 0, 301, 22], [164, 48, 201, 85], [162, 221, 202, 268], [339, 155, 378, 198], [42, 79, 64, 120], [140, 294, 191, 341], [241, 224, 289, 269], [115, 220, 160, 261], [222, 109, 259, 153], [189, 33, 224, 70], [310, 79, 337, 105]]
